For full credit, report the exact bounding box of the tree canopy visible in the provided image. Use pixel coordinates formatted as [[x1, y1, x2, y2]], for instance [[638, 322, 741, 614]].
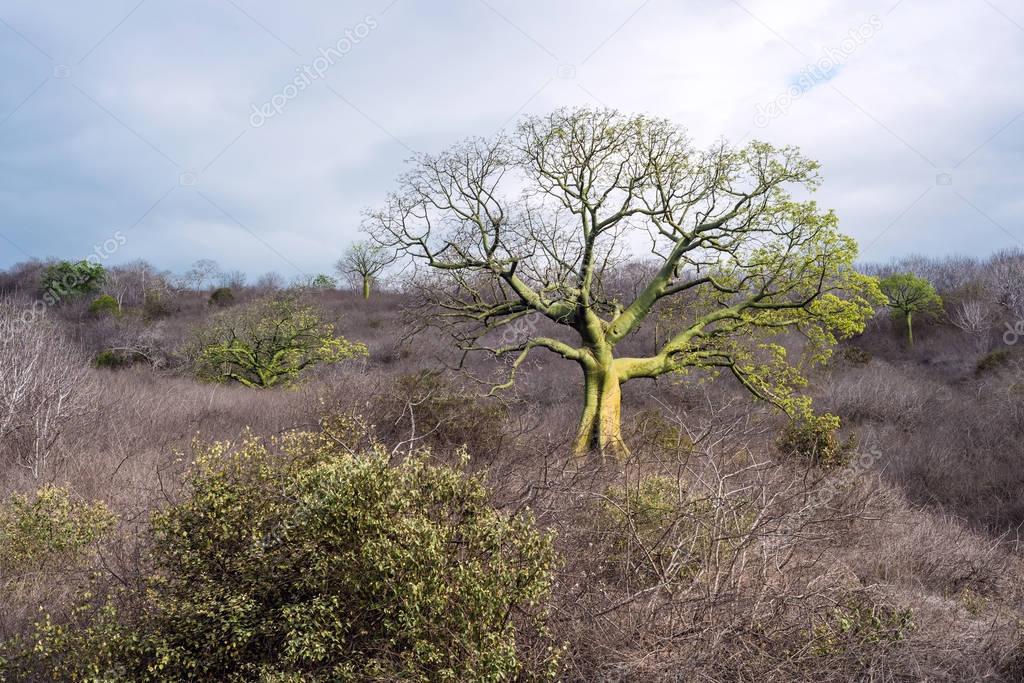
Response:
[[40, 260, 106, 303], [336, 241, 392, 299], [879, 273, 943, 347], [189, 296, 366, 388], [367, 108, 882, 454]]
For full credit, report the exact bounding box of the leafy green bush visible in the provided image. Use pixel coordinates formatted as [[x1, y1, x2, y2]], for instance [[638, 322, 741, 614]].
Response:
[[309, 274, 337, 289], [2, 428, 559, 681], [208, 286, 235, 307], [594, 474, 752, 588], [88, 294, 120, 317], [93, 349, 145, 370], [976, 349, 1014, 375], [776, 413, 854, 468], [142, 289, 171, 321], [0, 485, 114, 576], [630, 410, 693, 452], [40, 260, 106, 303], [601, 475, 680, 543], [840, 345, 872, 366], [810, 594, 915, 657], [189, 296, 367, 388]]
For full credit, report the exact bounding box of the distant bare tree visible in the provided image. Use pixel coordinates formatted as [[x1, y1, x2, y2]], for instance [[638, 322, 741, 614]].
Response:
[[255, 272, 285, 293], [181, 259, 221, 291], [0, 301, 96, 478], [950, 299, 994, 352], [336, 241, 393, 299], [217, 270, 248, 290], [985, 249, 1024, 319], [0, 259, 46, 297]]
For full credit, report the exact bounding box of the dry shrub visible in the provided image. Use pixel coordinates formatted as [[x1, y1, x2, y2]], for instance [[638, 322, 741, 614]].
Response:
[[503, 404, 899, 681], [0, 302, 98, 479], [377, 370, 508, 457], [818, 361, 947, 427]]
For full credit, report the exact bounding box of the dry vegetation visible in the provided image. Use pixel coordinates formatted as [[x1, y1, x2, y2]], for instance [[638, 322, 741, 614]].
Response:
[[1, 250, 1024, 681]]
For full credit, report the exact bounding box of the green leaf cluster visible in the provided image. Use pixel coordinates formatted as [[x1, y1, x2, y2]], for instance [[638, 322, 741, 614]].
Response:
[[2, 427, 559, 681], [189, 296, 367, 388], [40, 260, 106, 302]]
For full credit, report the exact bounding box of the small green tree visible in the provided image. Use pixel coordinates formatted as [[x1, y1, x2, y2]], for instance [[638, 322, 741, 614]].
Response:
[[336, 241, 391, 299], [310, 274, 337, 289], [41, 260, 106, 303], [879, 273, 943, 348], [189, 297, 366, 388]]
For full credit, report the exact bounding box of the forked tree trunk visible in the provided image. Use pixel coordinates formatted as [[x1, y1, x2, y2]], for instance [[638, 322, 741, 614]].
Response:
[[573, 362, 628, 457]]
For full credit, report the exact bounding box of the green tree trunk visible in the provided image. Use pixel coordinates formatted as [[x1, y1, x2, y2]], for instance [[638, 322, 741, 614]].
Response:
[[573, 361, 628, 457], [362, 277, 371, 300], [906, 311, 913, 348]]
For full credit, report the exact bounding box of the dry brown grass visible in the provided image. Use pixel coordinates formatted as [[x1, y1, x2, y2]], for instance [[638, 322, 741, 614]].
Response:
[[3, 269, 1024, 680]]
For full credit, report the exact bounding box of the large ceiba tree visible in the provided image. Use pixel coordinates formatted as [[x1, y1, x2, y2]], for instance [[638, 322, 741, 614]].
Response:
[[367, 109, 881, 455]]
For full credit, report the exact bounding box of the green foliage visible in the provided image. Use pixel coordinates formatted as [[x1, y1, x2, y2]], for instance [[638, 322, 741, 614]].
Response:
[[309, 274, 337, 289], [659, 224, 885, 425], [840, 345, 872, 366], [776, 413, 854, 468], [93, 349, 144, 370], [601, 475, 680, 541], [0, 485, 114, 576], [208, 286, 235, 307], [88, 294, 120, 317], [595, 475, 751, 586], [879, 273, 943, 317], [368, 108, 885, 453], [879, 273, 943, 347], [976, 349, 1014, 375], [189, 296, 367, 388], [3, 428, 559, 681], [40, 260, 106, 302], [810, 594, 915, 657]]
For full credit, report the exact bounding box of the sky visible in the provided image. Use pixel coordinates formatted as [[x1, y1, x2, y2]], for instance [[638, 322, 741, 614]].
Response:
[[0, 0, 1022, 280]]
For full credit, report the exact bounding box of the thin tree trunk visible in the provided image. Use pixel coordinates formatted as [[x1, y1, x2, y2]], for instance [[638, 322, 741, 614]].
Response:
[[906, 311, 913, 348]]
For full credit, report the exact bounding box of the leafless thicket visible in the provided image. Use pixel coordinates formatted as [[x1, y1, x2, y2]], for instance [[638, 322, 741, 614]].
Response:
[[0, 300, 97, 479]]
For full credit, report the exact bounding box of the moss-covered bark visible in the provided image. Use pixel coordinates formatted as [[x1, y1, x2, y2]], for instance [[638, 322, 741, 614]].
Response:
[[573, 363, 627, 456]]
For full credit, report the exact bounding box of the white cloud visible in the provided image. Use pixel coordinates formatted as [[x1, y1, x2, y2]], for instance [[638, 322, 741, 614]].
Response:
[[0, 0, 1021, 274]]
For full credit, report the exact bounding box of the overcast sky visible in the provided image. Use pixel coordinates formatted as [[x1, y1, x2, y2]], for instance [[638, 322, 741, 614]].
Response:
[[1, 0, 1021, 278]]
